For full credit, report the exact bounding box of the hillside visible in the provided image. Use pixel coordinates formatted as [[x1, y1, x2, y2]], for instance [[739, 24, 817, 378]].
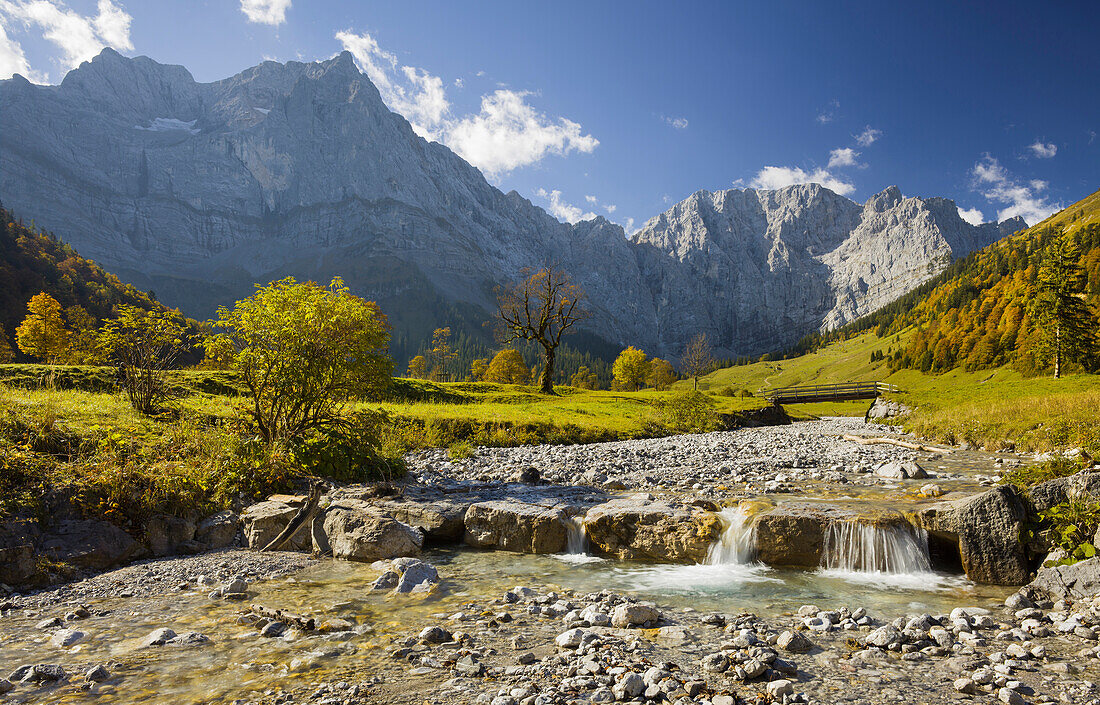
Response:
[[0, 206, 162, 353], [796, 188, 1100, 376]]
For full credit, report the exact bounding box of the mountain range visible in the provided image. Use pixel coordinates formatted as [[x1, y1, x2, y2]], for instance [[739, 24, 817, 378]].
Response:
[[0, 49, 1025, 361]]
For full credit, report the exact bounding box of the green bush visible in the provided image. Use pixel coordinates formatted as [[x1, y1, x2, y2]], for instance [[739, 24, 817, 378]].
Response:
[[289, 411, 406, 484], [1037, 500, 1100, 566], [654, 391, 720, 434]]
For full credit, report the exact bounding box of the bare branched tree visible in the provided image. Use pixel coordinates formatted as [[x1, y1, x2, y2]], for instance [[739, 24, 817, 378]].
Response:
[[680, 332, 715, 391], [495, 265, 589, 394]]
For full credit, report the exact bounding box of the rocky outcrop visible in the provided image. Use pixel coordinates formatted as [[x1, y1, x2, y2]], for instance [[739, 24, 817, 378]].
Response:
[[240, 499, 312, 552], [583, 496, 721, 562], [1025, 471, 1100, 514], [463, 501, 570, 554], [915, 486, 1029, 585], [37, 519, 139, 570], [865, 398, 911, 422], [0, 49, 1023, 359], [375, 497, 468, 543], [752, 504, 905, 568], [195, 510, 239, 549], [1025, 557, 1100, 601], [145, 515, 198, 556], [320, 500, 422, 562]]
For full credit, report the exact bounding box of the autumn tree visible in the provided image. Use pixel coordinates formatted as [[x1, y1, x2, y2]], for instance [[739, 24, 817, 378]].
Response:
[[612, 346, 650, 391], [647, 357, 677, 390], [1028, 236, 1099, 377], [496, 265, 589, 394], [406, 355, 428, 379], [485, 348, 530, 384], [429, 326, 458, 381], [63, 305, 102, 364], [209, 277, 392, 446], [98, 305, 189, 414], [469, 357, 489, 381], [569, 365, 599, 389], [679, 333, 715, 390], [15, 292, 69, 363]]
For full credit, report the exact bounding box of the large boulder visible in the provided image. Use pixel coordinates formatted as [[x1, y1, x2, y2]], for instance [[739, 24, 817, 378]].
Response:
[[583, 496, 721, 562], [376, 498, 468, 543], [915, 485, 1028, 585], [1025, 471, 1100, 514], [0, 519, 39, 585], [240, 499, 312, 552], [195, 510, 239, 549], [37, 519, 138, 570], [464, 501, 569, 553], [754, 504, 863, 568], [1025, 557, 1100, 601], [321, 500, 422, 562], [145, 515, 197, 556], [865, 398, 911, 422]]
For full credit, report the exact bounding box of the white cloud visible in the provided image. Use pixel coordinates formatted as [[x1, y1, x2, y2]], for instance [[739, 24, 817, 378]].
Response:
[[827, 147, 860, 168], [0, 20, 46, 81], [536, 188, 597, 224], [661, 115, 688, 129], [816, 98, 839, 124], [855, 126, 881, 147], [453, 77, 463, 88], [1028, 140, 1057, 159], [336, 30, 597, 178], [584, 195, 597, 204], [957, 206, 984, 226], [0, 0, 132, 79], [603, 204, 616, 214], [971, 155, 1059, 226], [240, 0, 290, 26], [749, 165, 855, 196]]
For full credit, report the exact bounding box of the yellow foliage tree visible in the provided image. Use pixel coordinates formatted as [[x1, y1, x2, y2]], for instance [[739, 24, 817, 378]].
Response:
[[15, 292, 69, 363], [569, 365, 599, 389], [406, 355, 428, 379], [647, 357, 677, 390], [485, 349, 530, 384], [612, 346, 649, 391], [470, 357, 489, 381], [63, 305, 102, 364]]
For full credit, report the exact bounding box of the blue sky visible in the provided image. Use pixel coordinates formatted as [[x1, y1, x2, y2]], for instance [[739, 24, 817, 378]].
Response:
[[1, 0, 1097, 231]]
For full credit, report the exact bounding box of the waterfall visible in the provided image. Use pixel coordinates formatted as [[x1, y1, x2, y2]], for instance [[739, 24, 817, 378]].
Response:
[[705, 505, 757, 565], [565, 515, 588, 555], [821, 520, 932, 574]]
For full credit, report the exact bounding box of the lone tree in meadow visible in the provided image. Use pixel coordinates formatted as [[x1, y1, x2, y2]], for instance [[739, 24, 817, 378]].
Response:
[[98, 305, 189, 414], [495, 265, 589, 394], [680, 332, 716, 390], [612, 346, 650, 391], [1028, 235, 1099, 378], [16, 292, 69, 363], [485, 348, 530, 384], [406, 355, 428, 379], [210, 277, 392, 446], [429, 327, 457, 381], [647, 357, 677, 390]]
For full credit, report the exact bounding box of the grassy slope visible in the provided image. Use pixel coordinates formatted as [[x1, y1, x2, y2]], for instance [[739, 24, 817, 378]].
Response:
[[688, 329, 1100, 451]]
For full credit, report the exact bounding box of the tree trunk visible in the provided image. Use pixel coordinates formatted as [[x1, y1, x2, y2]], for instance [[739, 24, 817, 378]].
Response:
[[1055, 324, 1062, 378], [693, 375, 698, 391], [540, 345, 556, 394]]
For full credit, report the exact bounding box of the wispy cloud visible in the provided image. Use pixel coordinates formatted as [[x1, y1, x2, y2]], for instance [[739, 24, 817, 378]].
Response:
[[816, 98, 839, 124], [0, 0, 133, 81], [336, 30, 598, 179], [660, 114, 689, 129], [536, 188, 597, 224], [855, 126, 882, 147], [749, 165, 855, 196], [0, 21, 45, 81], [1027, 140, 1057, 159], [971, 155, 1059, 225]]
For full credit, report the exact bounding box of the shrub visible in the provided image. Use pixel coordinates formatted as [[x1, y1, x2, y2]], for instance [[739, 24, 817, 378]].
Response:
[[654, 391, 719, 434]]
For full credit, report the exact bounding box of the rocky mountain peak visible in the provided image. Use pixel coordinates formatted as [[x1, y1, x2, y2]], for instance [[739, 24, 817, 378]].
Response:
[[865, 185, 904, 212]]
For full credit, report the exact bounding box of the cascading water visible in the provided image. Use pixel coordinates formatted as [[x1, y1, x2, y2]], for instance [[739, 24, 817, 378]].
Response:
[[818, 519, 951, 589], [705, 505, 758, 565], [555, 514, 603, 564]]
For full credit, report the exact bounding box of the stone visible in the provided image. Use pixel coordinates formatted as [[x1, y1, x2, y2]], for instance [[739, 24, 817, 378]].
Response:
[[1027, 556, 1100, 600], [321, 501, 423, 562], [583, 497, 721, 562], [874, 460, 927, 480], [0, 679, 12, 694], [701, 653, 729, 673], [371, 570, 399, 590], [419, 626, 452, 644], [391, 558, 440, 593], [260, 622, 286, 638], [777, 629, 813, 653], [23, 664, 66, 683], [374, 498, 468, 542], [85, 665, 110, 682], [755, 503, 906, 567], [0, 519, 39, 585], [998, 687, 1024, 705], [514, 467, 540, 484], [463, 501, 570, 554], [142, 628, 177, 646], [49, 629, 84, 647], [865, 625, 900, 648], [240, 500, 312, 551], [37, 519, 138, 570], [865, 398, 912, 421], [611, 603, 660, 628], [953, 677, 977, 694], [455, 655, 483, 677], [613, 673, 644, 699], [195, 510, 239, 548], [766, 680, 794, 698], [555, 628, 587, 649], [915, 485, 1029, 585], [145, 514, 197, 556]]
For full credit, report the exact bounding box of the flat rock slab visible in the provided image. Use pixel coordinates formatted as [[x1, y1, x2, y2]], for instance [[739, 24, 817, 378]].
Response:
[[464, 500, 571, 553], [583, 496, 720, 563], [753, 503, 909, 568]]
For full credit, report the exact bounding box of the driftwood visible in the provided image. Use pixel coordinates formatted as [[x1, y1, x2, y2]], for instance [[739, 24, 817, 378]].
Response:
[[249, 604, 316, 631], [261, 483, 324, 552], [842, 434, 951, 454]]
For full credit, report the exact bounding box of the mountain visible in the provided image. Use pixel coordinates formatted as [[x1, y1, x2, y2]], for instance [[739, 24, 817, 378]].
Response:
[[0, 49, 1024, 361], [0, 205, 165, 349]]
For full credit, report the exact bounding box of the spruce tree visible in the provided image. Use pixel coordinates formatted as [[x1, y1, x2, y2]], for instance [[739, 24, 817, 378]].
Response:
[[1028, 235, 1099, 377]]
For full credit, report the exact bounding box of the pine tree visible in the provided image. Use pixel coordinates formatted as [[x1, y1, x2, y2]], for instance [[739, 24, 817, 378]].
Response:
[[1028, 235, 1100, 377], [15, 292, 69, 363]]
